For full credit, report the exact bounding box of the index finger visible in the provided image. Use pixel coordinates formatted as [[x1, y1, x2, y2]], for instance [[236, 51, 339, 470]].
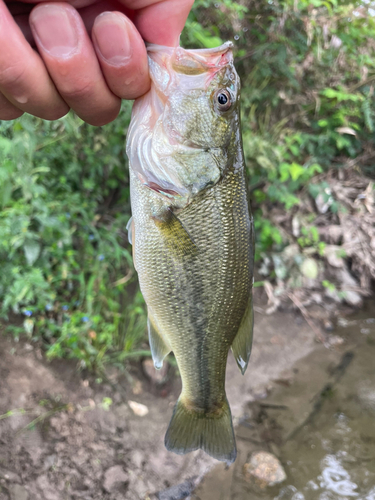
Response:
[[7, 0, 193, 47], [129, 0, 194, 46]]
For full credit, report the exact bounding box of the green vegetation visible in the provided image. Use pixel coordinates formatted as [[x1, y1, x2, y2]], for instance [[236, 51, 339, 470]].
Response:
[[0, 110, 147, 370], [1, 0, 374, 368], [188, 0, 375, 255]]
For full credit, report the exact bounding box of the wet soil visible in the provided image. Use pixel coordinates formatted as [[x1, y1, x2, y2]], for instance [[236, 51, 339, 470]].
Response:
[[0, 300, 318, 500], [195, 304, 375, 500]]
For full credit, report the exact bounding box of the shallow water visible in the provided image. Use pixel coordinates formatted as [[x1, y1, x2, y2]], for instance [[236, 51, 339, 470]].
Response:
[[275, 314, 375, 500], [195, 307, 375, 500]]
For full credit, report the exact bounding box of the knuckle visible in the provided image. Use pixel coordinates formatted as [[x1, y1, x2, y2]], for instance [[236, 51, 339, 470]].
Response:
[[0, 94, 24, 120], [60, 79, 97, 101], [0, 61, 28, 91], [111, 71, 150, 100], [41, 104, 69, 121], [0, 107, 24, 120], [43, 109, 69, 121], [82, 104, 120, 127]]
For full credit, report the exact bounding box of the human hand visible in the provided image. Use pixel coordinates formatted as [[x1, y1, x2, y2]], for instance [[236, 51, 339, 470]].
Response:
[[0, 0, 194, 124]]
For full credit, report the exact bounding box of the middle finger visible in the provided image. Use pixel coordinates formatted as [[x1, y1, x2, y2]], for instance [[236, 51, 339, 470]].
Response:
[[30, 2, 121, 126]]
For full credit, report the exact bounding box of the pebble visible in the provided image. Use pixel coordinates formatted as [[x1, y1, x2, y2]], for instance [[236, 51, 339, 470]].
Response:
[[103, 465, 128, 493], [42, 455, 57, 471], [0, 467, 21, 483], [243, 451, 286, 488], [358, 384, 375, 413], [128, 401, 149, 417], [327, 335, 344, 347], [157, 478, 197, 500], [9, 485, 28, 500], [323, 319, 334, 332]]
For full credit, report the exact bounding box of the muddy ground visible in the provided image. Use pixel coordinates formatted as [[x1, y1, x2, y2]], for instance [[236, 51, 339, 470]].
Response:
[[0, 294, 354, 500]]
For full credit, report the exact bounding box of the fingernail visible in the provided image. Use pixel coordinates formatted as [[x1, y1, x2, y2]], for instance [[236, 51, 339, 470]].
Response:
[[93, 12, 132, 65], [30, 5, 79, 58]]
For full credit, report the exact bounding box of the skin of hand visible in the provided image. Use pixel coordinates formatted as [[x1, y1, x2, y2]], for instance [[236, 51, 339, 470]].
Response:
[[0, 0, 194, 125]]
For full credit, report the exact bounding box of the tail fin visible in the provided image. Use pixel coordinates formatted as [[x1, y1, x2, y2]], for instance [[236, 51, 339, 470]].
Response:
[[164, 398, 237, 464]]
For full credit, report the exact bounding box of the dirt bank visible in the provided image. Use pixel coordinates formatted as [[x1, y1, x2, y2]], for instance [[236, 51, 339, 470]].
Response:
[[0, 300, 335, 500]]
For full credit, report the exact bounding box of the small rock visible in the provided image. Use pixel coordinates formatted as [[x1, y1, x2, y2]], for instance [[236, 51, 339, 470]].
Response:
[[0, 467, 21, 483], [132, 380, 143, 395], [36, 475, 62, 500], [358, 384, 375, 413], [338, 268, 363, 307], [300, 258, 319, 279], [128, 401, 149, 417], [292, 216, 300, 238], [315, 190, 333, 214], [323, 319, 334, 332], [327, 335, 344, 347], [130, 450, 144, 469], [103, 465, 128, 493], [324, 245, 345, 268], [43, 455, 57, 471], [243, 451, 286, 488], [157, 478, 197, 500], [9, 485, 28, 500], [142, 359, 169, 385]]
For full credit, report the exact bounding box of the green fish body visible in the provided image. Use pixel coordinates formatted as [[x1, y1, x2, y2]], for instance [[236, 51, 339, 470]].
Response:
[[126, 42, 254, 464]]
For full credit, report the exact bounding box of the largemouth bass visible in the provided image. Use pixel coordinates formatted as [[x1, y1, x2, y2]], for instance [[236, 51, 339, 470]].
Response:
[[126, 42, 254, 464]]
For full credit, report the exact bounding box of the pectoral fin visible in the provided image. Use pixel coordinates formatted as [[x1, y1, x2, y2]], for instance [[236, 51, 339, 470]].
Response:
[[148, 313, 171, 370], [152, 208, 197, 258], [231, 292, 254, 375], [126, 216, 137, 270], [126, 216, 133, 245]]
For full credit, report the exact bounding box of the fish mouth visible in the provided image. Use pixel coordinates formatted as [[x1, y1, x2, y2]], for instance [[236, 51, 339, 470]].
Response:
[[146, 41, 233, 56], [146, 42, 234, 76], [176, 41, 233, 57]]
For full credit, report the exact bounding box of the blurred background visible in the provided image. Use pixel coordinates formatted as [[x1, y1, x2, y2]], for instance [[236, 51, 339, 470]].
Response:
[[0, 1, 375, 499]]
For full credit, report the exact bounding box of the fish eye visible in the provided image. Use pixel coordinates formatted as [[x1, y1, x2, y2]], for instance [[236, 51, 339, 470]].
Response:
[[215, 89, 232, 112]]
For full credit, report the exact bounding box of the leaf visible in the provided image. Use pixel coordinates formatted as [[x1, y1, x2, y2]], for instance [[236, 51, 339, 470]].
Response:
[[23, 318, 34, 337], [300, 258, 319, 280], [23, 240, 41, 266], [335, 127, 357, 136], [289, 163, 305, 181], [0, 136, 13, 157]]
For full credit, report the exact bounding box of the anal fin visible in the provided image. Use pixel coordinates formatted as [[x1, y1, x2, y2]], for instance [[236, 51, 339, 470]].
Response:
[[152, 208, 198, 258], [231, 292, 254, 375], [148, 313, 171, 370]]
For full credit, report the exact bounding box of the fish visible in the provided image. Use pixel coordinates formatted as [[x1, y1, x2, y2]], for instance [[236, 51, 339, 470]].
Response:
[[126, 42, 254, 464]]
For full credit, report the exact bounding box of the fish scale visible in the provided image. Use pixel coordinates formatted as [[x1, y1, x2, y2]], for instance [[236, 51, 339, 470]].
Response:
[[127, 42, 254, 463]]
